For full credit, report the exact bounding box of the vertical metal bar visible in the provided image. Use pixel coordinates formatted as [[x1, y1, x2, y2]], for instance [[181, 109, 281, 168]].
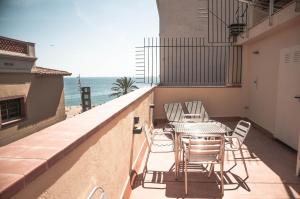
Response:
[[216, 46, 218, 85], [171, 37, 173, 83], [208, 45, 210, 85], [225, 0, 227, 42], [175, 37, 177, 84], [188, 37, 189, 85], [143, 38, 146, 83], [180, 38, 182, 84], [184, 37, 185, 84], [232, 0, 234, 24], [212, 0, 215, 42], [197, 38, 202, 84], [156, 37, 158, 84], [151, 37, 153, 85], [212, 45, 214, 84], [218, 46, 221, 84], [159, 37, 162, 84], [221, 46, 223, 84], [196, 38, 198, 84], [269, 0, 274, 25], [147, 38, 150, 83], [167, 37, 169, 84], [192, 37, 194, 84], [246, 4, 248, 34], [203, 39, 205, 84], [221, 0, 223, 42], [239, 46, 242, 84], [238, 1, 240, 25], [223, 46, 226, 84], [208, 44, 210, 85], [231, 46, 234, 85], [216, 0, 219, 43], [235, 46, 238, 84], [229, 0, 231, 31], [208, 0, 210, 42], [227, 45, 230, 85], [163, 37, 165, 84], [222, 46, 226, 85], [241, 1, 244, 24]]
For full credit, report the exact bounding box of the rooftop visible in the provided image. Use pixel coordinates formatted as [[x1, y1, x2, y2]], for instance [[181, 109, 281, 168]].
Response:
[[130, 121, 300, 198]]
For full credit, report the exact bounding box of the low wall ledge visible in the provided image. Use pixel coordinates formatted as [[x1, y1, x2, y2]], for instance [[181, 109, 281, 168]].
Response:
[[0, 86, 155, 199]]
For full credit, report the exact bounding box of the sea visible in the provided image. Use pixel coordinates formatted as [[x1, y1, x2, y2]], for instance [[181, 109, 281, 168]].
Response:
[[64, 77, 150, 107]]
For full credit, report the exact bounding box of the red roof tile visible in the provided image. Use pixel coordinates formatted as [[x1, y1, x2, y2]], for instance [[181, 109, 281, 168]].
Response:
[[31, 66, 71, 76]]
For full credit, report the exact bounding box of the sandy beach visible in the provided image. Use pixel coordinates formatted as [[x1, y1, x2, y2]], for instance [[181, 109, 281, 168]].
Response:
[[65, 106, 82, 119]]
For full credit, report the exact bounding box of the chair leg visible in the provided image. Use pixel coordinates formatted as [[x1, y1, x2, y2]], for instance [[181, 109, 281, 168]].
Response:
[[179, 148, 182, 173], [232, 150, 237, 166], [142, 150, 151, 187], [181, 150, 185, 174], [185, 159, 188, 195], [220, 162, 224, 195], [208, 164, 214, 177], [239, 147, 249, 177]]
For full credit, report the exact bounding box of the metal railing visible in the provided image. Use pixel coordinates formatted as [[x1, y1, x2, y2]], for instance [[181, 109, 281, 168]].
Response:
[[135, 37, 242, 87], [208, 0, 249, 43], [239, 0, 295, 28]]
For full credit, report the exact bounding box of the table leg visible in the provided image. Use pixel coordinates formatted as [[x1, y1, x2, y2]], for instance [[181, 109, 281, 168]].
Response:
[[174, 133, 178, 179]]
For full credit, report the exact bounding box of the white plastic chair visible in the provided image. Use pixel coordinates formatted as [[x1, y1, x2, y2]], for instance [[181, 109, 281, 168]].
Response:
[[163, 103, 185, 123], [142, 124, 175, 185], [164, 102, 208, 124], [184, 100, 210, 122], [225, 120, 251, 176], [182, 135, 225, 195]]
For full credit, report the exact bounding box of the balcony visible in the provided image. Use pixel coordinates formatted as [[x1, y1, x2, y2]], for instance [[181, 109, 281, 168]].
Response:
[[0, 86, 299, 199], [0, 1, 299, 198]]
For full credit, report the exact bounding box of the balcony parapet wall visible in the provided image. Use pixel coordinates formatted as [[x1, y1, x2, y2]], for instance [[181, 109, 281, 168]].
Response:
[[0, 86, 155, 199]]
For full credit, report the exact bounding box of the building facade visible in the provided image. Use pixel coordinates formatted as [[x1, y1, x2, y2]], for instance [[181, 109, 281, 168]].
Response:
[[0, 36, 71, 146]]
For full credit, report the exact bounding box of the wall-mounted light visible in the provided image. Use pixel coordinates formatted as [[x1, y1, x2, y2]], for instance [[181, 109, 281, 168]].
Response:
[[149, 104, 155, 109], [133, 116, 142, 134]]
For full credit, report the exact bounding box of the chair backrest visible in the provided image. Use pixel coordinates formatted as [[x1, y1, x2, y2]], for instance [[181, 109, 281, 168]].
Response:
[[184, 100, 209, 121], [232, 120, 251, 144], [163, 103, 185, 122], [143, 124, 152, 147], [185, 135, 224, 162]]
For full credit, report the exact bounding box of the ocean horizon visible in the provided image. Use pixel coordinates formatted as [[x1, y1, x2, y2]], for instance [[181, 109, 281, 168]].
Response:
[[64, 77, 149, 107]]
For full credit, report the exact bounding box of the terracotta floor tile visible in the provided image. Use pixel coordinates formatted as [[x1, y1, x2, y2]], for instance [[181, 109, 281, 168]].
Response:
[[130, 121, 300, 199]]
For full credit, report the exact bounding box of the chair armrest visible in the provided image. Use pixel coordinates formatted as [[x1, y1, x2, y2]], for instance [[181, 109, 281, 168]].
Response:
[[163, 123, 175, 131], [152, 129, 164, 135], [224, 136, 242, 147], [152, 131, 175, 141]]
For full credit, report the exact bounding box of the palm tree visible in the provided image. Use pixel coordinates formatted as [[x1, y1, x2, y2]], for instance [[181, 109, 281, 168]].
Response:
[[110, 77, 138, 97]]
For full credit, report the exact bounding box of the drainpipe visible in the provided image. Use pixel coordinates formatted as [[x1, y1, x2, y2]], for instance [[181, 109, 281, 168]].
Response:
[[269, 0, 274, 26]]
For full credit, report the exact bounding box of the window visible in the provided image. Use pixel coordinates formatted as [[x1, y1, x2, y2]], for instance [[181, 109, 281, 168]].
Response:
[[0, 98, 25, 125]]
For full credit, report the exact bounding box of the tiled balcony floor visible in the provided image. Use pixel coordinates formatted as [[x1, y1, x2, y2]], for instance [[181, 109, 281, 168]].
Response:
[[130, 121, 300, 199]]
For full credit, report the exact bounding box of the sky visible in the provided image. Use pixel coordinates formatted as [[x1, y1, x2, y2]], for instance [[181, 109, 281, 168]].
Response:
[[0, 0, 159, 77]]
